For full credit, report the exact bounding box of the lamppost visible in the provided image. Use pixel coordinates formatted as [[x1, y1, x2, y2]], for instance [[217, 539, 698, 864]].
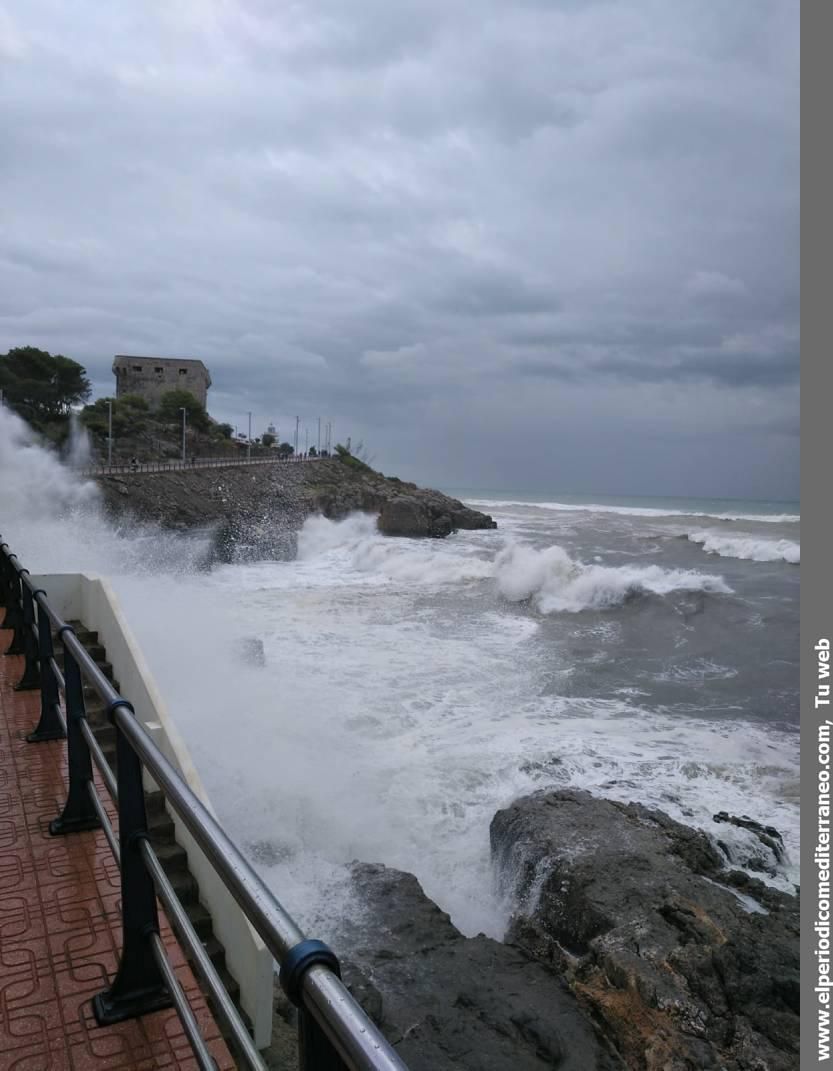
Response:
[[180, 407, 187, 463], [247, 411, 252, 461], [107, 399, 113, 466]]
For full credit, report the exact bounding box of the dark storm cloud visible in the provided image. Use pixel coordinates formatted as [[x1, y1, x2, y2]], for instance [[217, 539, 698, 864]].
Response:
[[0, 0, 799, 498]]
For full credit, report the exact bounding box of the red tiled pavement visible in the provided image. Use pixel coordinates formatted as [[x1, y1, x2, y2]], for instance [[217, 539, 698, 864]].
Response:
[[0, 630, 235, 1070]]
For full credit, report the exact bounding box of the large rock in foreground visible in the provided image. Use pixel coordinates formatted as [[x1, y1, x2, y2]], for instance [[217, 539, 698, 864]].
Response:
[[490, 790, 799, 1071], [342, 862, 623, 1070]]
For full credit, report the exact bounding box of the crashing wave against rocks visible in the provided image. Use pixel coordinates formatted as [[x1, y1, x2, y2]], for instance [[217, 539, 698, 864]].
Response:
[[94, 458, 497, 563]]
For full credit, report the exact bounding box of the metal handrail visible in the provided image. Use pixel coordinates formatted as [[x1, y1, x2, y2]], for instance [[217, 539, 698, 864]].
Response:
[[81, 455, 327, 477], [0, 540, 408, 1071]]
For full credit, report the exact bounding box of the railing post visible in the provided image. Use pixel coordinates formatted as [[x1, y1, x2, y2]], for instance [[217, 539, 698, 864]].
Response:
[[94, 700, 172, 1025], [298, 1007, 350, 1071], [280, 943, 349, 1071], [27, 598, 66, 742], [50, 637, 101, 829], [14, 577, 40, 689], [3, 566, 25, 651], [0, 545, 13, 624]]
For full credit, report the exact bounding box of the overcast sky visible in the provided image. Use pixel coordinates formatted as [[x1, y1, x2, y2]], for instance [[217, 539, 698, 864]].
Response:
[[1, 1, 799, 500]]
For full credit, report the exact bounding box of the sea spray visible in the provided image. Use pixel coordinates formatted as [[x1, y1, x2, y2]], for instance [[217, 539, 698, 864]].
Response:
[[0, 405, 210, 575], [0, 414, 800, 942]]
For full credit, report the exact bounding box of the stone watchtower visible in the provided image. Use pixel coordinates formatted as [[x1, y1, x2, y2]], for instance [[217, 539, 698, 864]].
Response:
[[112, 356, 212, 410]]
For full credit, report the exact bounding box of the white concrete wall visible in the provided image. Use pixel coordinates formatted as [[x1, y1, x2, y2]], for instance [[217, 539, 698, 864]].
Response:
[[32, 572, 274, 1048]]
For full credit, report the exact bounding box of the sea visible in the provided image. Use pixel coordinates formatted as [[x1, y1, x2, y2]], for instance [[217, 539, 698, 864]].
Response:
[[0, 410, 800, 941]]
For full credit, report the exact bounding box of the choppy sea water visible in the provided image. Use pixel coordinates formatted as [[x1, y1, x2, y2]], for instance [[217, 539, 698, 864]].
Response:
[[0, 410, 799, 940], [115, 490, 800, 939]]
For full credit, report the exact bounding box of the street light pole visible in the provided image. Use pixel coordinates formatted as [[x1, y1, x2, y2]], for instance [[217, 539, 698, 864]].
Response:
[[180, 407, 187, 463], [107, 399, 113, 466], [247, 411, 252, 460]]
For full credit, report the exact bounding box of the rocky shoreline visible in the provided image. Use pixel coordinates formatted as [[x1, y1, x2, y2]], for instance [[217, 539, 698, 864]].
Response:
[[94, 457, 496, 556], [313, 790, 797, 1071], [93, 461, 797, 1069]]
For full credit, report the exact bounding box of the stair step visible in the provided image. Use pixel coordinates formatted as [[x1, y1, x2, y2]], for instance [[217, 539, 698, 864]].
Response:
[[165, 867, 198, 906], [185, 902, 214, 941], [201, 937, 227, 975], [92, 723, 116, 749], [152, 840, 189, 874], [148, 812, 176, 845], [63, 623, 99, 646]]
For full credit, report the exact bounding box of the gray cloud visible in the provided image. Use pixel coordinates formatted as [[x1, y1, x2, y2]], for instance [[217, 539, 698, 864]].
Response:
[[0, 0, 799, 499]]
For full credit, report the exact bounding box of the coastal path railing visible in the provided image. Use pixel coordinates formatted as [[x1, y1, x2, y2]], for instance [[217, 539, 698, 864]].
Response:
[[0, 538, 408, 1071], [83, 455, 325, 477]]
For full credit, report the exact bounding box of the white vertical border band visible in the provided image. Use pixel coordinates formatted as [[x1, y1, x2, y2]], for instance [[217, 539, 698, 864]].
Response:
[[803, 3, 831, 1065]]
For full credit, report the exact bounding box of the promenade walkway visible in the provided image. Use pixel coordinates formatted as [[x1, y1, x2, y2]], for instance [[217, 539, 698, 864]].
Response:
[[0, 632, 234, 1071], [84, 456, 323, 478]]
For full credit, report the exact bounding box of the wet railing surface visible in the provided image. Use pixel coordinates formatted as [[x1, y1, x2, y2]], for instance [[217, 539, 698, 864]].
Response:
[[0, 538, 409, 1071]]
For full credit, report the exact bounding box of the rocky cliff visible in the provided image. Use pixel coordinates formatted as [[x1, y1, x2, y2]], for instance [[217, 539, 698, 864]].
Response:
[[94, 458, 496, 558]]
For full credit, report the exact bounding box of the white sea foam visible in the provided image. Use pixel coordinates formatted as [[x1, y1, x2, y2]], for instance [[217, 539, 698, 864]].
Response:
[[293, 514, 734, 614], [493, 542, 731, 613], [465, 497, 800, 524], [297, 513, 494, 585], [0, 412, 798, 942], [685, 530, 800, 564]]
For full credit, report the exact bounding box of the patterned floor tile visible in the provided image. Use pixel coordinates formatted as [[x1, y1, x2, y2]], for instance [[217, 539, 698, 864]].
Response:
[[0, 631, 235, 1069]]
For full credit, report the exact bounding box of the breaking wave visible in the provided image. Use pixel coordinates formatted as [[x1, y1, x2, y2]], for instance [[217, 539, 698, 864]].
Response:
[[465, 498, 800, 524], [494, 543, 731, 613], [296, 515, 733, 613], [685, 531, 800, 564], [297, 513, 494, 585]]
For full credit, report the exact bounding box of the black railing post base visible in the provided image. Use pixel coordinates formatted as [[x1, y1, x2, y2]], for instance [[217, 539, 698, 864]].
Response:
[[26, 722, 66, 744], [5, 634, 24, 656], [15, 669, 41, 692], [93, 968, 172, 1026], [49, 812, 101, 836]]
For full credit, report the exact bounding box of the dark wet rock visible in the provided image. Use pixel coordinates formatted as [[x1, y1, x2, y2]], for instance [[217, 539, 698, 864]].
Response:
[[377, 493, 494, 538], [96, 458, 496, 551], [378, 496, 433, 537], [713, 811, 786, 865], [490, 789, 799, 1071], [341, 861, 624, 1071]]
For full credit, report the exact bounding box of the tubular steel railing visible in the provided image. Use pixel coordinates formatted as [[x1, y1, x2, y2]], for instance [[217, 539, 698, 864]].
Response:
[[0, 539, 408, 1071], [82, 455, 326, 477]]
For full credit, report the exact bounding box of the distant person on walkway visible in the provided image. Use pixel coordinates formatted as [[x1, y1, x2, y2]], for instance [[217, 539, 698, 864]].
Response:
[[130, 456, 139, 472]]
